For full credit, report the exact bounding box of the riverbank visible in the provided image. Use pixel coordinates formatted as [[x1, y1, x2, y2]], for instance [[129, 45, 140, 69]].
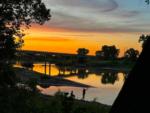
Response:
[[40, 92, 111, 113], [14, 67, 93, 88], [0, 86, 111, 113], [11, 67, 111, 113]]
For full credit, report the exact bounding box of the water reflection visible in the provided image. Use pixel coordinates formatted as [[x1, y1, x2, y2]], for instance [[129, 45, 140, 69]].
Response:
[[53, 64, 128, 85], [101, 72, 118, 84], [77, 68, 89, 79], [31, 63, 128, 105], [32, 63, 128, 86]]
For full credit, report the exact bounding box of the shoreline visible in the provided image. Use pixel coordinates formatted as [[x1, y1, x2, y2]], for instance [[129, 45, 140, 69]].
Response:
[[14, 67, 94, 88]]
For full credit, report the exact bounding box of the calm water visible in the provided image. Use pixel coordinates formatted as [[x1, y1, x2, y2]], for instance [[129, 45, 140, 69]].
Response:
[[33, 63, 126, 105]]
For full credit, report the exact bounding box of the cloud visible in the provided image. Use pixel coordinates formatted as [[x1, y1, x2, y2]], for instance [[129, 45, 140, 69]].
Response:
[[44, 0, 118, 13], [42, 0, 150, 33], [25, 37, 72, 42], [102, 0, 119, 12], [116, 10, 140, 18]]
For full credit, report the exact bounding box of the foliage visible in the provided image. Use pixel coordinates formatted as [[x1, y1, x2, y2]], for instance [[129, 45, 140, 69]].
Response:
[[25, 78, 38, 92], [0, 0, 50, 87], [101, 72, 118, 84], [139, 34, 150, 48], [0, 88, 110, 113], [77, 68, 88, 79], [124, 48, 139, 61], [96, 45, 119, 60], [77, 48, 89, 56], [77, 48, 89, 64], [0, 63, 17, 87], [0, 0, 51, 61]]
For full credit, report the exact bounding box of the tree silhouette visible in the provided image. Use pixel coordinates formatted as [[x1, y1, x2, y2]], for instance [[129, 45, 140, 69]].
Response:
[[109, 37, 150, 113], [77, 48, 89, 64], [0, 63, 16, 87], [100, 45, 119, 60], [0, 0, 50, 87], [124, 48, 139, 61], [95, 51, 104, 59], [101, 71, 118, 84], [108, 2, 150, 112], [21, 62, 34, 70], [0, 0, 51, 62], [77, 68, 88, 79], [139, 34, 150, 48], [77, 48, 89, 56]]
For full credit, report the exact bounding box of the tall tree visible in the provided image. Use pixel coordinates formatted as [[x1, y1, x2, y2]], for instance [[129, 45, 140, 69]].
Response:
[[0, 0, 51, 87], [109, 37, 150, 112], [109, 2, 149, 113], [0, 0, 51, 62], [139, 34, 150, 48]]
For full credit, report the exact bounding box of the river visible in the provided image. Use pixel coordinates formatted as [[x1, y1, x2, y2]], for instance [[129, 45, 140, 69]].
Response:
[[33, 63, 127, 105]]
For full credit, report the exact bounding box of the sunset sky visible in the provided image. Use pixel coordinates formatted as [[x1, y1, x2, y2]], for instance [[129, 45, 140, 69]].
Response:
[[23, 0, 150, 56]]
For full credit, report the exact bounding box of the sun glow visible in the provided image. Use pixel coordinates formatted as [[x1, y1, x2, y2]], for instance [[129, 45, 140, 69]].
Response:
[[22, 24, 141, 56]]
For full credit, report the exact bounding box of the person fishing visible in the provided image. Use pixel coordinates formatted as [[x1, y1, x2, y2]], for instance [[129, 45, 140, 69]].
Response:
[[82, 88, 87, 100], [70, 91, 75, 99]]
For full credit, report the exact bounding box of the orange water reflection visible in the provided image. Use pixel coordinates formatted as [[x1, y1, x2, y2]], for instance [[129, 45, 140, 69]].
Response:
[[34, 64, 125, 105]]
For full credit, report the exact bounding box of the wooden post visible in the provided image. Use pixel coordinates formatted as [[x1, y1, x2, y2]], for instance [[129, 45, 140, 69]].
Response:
[[44, 54, 47, 75], [49, 63, 51, 76]]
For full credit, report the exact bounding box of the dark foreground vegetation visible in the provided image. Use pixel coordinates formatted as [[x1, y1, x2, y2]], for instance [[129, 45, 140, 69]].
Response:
[[109, 33, 150, 113], [0, 86, 110, 113]]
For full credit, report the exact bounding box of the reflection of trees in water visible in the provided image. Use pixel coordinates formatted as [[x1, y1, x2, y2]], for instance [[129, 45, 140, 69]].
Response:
[[21, 62, 34, 70], [99, 70, 128, 84], [56, 64, 77, 75], [58, 66, 66, 75], [76, 68, 127, 84], [88, 67, 128, 84], [77, 68, 89, 79], [56, 64, 89, 79], [55, 64, 128, 84], [101, 72, 118, 84], [55, 64, 66, 75]]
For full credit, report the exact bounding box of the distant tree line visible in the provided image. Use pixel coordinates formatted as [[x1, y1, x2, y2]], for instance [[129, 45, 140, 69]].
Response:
[[77, 35, 150, 62]]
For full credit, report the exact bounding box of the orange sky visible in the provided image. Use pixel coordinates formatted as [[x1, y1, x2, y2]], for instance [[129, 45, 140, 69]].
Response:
[[22, 24, 142, 56], [19, 0, 150, 56]]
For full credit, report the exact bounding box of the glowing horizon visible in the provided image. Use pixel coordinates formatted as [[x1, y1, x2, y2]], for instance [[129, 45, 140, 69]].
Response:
[[22, 25, 142, 56], [22, 0, 149, 56]]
